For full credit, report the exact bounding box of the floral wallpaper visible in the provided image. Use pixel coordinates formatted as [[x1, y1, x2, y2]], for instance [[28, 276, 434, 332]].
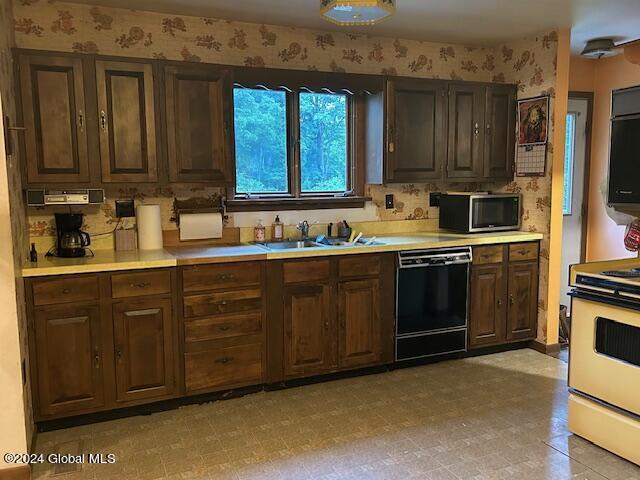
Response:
[[12, 0, 560, 342], [493, 32, 559, 342], [0, 0, 33, 449]]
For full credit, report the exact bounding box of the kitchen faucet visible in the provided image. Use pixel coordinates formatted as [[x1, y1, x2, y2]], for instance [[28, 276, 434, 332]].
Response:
[[297, 220, 310, 239]]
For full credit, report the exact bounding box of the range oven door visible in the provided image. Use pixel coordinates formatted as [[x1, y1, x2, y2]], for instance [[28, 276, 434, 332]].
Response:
[[569, 292, 640, 417]]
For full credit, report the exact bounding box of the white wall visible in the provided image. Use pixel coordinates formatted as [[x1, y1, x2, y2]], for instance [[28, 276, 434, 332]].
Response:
[[0, 100, 28, 469]]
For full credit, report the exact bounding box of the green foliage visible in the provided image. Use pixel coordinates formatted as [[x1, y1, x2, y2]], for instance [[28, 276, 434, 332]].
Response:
[[234, 88, 288, 193], [234, 88, 348, 194]]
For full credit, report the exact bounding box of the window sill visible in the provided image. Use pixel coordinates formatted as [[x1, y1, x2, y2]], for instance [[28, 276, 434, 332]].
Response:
[[226, 196, 371, 212]]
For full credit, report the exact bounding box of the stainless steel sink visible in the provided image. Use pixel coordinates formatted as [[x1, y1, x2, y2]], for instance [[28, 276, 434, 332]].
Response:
[[258, 240, 326, 250]]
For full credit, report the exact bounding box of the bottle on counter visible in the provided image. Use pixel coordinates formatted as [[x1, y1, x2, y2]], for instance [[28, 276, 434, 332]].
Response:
[[272, 215, 284, 241], [29, 243, 38, 263], [254, 219, 266, 242]]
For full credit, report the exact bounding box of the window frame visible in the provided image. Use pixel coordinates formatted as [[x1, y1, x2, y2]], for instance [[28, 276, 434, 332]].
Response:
[[227, 86, 368, 211]]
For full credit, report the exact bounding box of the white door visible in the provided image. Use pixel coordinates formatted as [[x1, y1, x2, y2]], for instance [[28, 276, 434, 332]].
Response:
[[560, 98, 589, 313]]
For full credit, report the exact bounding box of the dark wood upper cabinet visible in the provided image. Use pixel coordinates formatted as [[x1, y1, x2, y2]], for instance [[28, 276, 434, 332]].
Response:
[[19, 54, 90, 184], [385, 78, 447, 182], [506, 262, 539, 341], [33, 304, 104, 416], [447, 83, 485, 179], [96, 60, 159, 183], [283, 283, 334, 377], [469, 263, 506, 347], [112, 298, 175, 403], [164, 64, 234, 184], [484, 84, 516, 179], [338, 279, 381, 369]]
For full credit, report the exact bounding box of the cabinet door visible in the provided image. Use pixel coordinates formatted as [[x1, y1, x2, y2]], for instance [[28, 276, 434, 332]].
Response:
[[19, 54, 89, 184], [113, 298, 175, 403], [165, 64, 234, 183], [34, 304, 104, 416], [447, 84, 485, 179], [385, 78, 447, 182], [96, 60, 158, 183], [484, 84, 516, 179], [283, 284, 333, 377], [469, 264, 506, 347], [338, 279, 381, 369], [507, 262, 538, 341]]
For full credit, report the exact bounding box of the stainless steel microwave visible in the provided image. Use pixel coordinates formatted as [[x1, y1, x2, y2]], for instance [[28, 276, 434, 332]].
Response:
[[439, 193, 522, 233]]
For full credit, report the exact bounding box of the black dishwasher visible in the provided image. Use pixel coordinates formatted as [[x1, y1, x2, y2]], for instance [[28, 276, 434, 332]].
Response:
[[396, 247, 471, 361]]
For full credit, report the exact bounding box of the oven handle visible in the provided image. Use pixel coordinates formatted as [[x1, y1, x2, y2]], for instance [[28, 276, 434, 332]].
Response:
[[570, 289, 640, 312]]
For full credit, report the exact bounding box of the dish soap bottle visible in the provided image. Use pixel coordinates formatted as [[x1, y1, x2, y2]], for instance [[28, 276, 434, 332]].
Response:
[[272, 215, 284, 241], [254, 219, 266, 242]]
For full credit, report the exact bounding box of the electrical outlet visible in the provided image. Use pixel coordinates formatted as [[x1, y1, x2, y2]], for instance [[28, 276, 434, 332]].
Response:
[[385, 194, 394, 209], [429, 192, 442, 207], [115, 199, 135, 218]]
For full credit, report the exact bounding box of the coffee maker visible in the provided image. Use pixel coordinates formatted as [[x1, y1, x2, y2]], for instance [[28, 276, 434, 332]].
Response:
[[53, 213, 91, 258]]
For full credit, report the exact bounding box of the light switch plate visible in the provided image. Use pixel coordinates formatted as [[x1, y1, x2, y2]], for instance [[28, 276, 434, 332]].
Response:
[[385, 194, 394, 209]]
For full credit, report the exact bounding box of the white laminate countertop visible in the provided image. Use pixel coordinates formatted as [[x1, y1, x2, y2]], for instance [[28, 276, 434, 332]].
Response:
[[22, 230, 543, 277]]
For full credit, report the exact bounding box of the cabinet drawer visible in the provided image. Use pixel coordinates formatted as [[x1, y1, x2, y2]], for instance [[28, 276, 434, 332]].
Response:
[[473, 245, 504, 265], [338, 255, 381, 278], [283, 259, 331, 284], [184, 342, 262, 392], [185, 312, 262, 343], [32, 276, 99, 306], [508, 243, 539, 262], [111, 270, 171, 298], [182, 262, 261, 293], [183, 289, 262, 318]]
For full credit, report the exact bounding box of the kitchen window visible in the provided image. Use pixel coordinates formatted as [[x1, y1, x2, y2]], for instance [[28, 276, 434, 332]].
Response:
[[228, 83, 368, 211]]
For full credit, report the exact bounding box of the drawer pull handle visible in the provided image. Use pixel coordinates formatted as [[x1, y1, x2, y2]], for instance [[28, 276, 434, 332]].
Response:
[[480, 254, 492, 259], [497, 299, 502, 307], [130, 282, 151, 288], [62, 288, 71, 294], [509, 295, 515, 306], [116, 349, 123, 361], [217, 274, 235, 281], [218, 325, 231, 331], [215, 356, 233, 364], [94, 353, 100, 369], [517, 249, 529, 256], [217, 300, 228, 306]]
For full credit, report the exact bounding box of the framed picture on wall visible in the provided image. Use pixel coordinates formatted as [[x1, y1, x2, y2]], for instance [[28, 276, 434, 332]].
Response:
[[517, 95, 550, 146]]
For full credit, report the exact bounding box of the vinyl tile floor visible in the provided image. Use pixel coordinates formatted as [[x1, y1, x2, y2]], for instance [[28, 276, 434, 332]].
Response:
[[32, 349, 640, 480]]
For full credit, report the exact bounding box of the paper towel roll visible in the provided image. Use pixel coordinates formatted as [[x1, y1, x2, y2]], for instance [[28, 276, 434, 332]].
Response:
[[136, 204, 163, 250], [179, 212, 223, 241]]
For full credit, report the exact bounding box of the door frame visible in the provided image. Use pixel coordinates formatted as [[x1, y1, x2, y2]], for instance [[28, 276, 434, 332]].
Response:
[[567, 91, 594, 263]]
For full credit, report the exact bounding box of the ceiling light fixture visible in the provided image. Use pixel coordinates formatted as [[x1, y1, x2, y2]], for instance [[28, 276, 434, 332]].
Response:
[[320, 0, 396, 26], [580, 38, 620, 59]]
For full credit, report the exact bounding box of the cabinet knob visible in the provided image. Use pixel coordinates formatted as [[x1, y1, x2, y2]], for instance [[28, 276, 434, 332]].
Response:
[[474, 122, 479, 138], [388, 142, 395, 153], [116, 349, 123, 361], [62, 288, 71, 294], [94, 353, 100, 369], [130, 282, 151, 289], [215, 356, 233, 364], [217, 324, 231, 331], [78, 110, 84, 132], [497, 299, 502, 307], [100, 110, 107, 130], [509, 295, 515, 306]]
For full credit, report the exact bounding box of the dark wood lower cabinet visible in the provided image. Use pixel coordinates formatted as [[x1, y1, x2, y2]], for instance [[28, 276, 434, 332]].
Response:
[[468, 243, 539, 348], [33, 304, 105, 417], [113, 298, 175, 403], [338, 279, 381, 369], [507, 262, 539, 340], [469, 264, 506, 347], [283, 283, 334, 377]]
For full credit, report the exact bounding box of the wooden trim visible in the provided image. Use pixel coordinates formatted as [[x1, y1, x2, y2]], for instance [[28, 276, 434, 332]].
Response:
[[0, 465, 30, 480], [529, 340, 561, 354], [226, 196, 370, 212], [568, 91, 594, 263]]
